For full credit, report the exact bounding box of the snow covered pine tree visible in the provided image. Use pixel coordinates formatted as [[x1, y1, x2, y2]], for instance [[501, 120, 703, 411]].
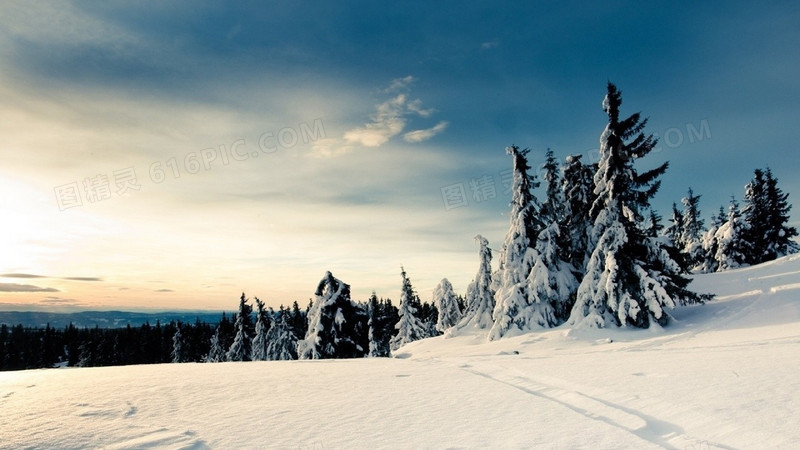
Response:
[[569, 83, 705, 329], [432, 278, 462, 333], [171, 324, 186, 363], [390, 267, 428, 351], [205, 326, 226, 363], [264, 306, 298, 361], [453, 235, 495, 334], [714, 197, 752, 271], [250, 298, 271, 361], [297, 272, 367, 359], [227, 293, 253, 362], [679, 188, 705, 269], [743, 168, 799, 264], [560, 153, 597, 276], [490, 146, 577, 340]]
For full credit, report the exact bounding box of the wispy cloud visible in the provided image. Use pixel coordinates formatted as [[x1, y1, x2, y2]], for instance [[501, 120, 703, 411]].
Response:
[[343, 94, 408, 148], [384, 75, 415, 93], [0, 273, 46, 279], [154, 289, 174, 293], [481, 39, 499, 50], [407, 99, 434, 118], [404, 121, 449, 143], [39, 296, 80, 305], [313, 76, 448, 157], [0, 283, 59, 293], [1, 273, 103, 282]]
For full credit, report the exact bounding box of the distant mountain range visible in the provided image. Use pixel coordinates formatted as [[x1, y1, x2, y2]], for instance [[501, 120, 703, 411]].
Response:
[[0, 310, 231, 329]]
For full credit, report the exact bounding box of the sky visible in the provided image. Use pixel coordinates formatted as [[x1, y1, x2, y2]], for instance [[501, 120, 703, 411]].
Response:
[[1, 1, 798, 312]]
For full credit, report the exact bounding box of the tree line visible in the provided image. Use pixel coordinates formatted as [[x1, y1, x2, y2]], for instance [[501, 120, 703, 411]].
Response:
[[2, 82, 796, 369]]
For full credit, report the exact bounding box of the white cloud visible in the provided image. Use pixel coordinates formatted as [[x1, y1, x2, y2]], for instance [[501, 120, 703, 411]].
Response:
[[343, 94, 407, 148], [384, 75, 415, 93], [403, 121, 449, 143], [324, 79, 448, 154], [407, 99, 434, 118]]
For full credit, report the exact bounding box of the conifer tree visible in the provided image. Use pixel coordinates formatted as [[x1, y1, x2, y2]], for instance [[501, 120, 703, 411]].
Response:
[[530, 221, 579, 323], [715, 197, 751, 271], [250, 298, 271, 361], [390, 267, 428, 351], [287, 301, 307, 340], [298, 272, 367, 359], [433, 278, 462, 332], [375, 298, 397, 356], [743, 168, 799, 263], [646, 210, 664, 238], [665, 202, 684, 248], [534, 149, 579, 322], [541, 148, 564, 224], [455, 235, 496, 333], [227, 293, 253, 362], [367, 293, 383, 357], [569, 83, 704, 329], [561, 154, 596, 275], [680, 188, 705, 268], [490, 145, 560, 339], [742, 168, 769, 263], [764, 168, 799, 258], [418, 301, 440, 338], [265, 306, 298, 360], [205, 326, 226, 363], [170, 324, 186, 363], [699, 207, 726, 273]]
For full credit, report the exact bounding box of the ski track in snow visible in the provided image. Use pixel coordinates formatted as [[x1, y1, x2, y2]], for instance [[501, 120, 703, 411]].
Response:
[[453, 360, 732, 450]]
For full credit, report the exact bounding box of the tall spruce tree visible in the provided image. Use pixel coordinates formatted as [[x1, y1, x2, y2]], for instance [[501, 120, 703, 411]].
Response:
[[535, 148, 578, 322], [297, 271, 367, 359], [227, 293, 253, 362], [742, 168, 769, 263], [489, 146, 552, 339], [433, 278, 462, 332], [455, 235, 496, 333], [680, 188, 705, 268], [763, 168, 799, 258], [743, 168, 799, 263], [569, 83, 704, 329], [367, 293, 383, 357], [250, 298, 271, 361], [561, 154, 596, 275], [170, 324, 186, 363], [390, 267, 427, 351]]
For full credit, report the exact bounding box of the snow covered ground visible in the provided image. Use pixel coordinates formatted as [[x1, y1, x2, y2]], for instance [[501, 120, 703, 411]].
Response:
[[2, 255, 800, 449]]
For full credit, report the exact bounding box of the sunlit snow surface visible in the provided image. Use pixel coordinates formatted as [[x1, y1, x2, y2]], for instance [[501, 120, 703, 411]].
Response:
[[3, 255, 800, 449]]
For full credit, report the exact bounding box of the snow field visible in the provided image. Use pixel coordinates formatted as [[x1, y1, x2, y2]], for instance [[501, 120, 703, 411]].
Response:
[[2, 254, 800, 449]]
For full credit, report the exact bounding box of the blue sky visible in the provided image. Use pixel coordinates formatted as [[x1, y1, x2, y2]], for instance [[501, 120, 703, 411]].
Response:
[[1, 1, 798, 311]]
